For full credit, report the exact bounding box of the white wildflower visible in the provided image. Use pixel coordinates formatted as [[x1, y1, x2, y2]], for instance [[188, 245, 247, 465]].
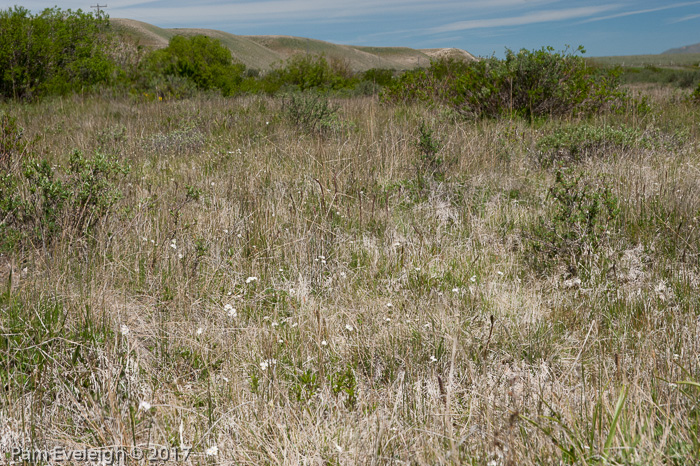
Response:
[[205, 445, 218, 457], [139, 401, 151, 411], [246, 276, 258, 284], [321, 340, 328, 346], [224, 304, 237, 318], [196, 327, 203, 335], [120, 324, 130, 336], [260, 358, 277, 371], [563, 277, 582, 289], [430, 355, 437, 363], [345, 324, 354, 332]]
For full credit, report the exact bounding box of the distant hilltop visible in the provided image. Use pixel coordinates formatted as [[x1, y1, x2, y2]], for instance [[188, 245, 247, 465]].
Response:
[[110, 18, 476, 72], [662, 42, 700, 55]]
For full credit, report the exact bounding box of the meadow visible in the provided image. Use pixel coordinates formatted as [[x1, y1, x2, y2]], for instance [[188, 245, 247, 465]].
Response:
[[0, 7, 700, 458], [1, 25, 700, 462]]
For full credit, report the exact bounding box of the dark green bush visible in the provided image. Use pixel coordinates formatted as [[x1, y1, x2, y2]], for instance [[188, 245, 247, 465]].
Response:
[[361, 68, 395, 87], [383, 47, 624, 120], [144, 35, 246, 96], [255, 54, 358, 94], [0, 6, 116, 100]]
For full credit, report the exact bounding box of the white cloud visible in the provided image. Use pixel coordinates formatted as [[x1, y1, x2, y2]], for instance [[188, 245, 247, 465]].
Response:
[[15, 0, 560, 26], [670, 13, 700, 23], [429, 5, 618, 33], [581, 1, 700, 23]]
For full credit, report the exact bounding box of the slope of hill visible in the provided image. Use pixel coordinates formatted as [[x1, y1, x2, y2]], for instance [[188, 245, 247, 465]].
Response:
[[663, 42, 700, 54], [110, 18, 475, 71]]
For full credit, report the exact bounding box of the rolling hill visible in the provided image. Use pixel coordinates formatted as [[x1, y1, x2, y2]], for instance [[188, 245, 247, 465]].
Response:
[[663, 42, 700, 55], [110, 18, 476, 71]]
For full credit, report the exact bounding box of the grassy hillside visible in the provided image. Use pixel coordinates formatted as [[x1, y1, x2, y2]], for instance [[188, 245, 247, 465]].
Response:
[[664, 42, 700, 54], [110, 18, 470, 71]]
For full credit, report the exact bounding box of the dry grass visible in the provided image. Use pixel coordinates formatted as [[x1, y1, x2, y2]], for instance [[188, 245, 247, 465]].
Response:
[[0, 87, 699, 465]]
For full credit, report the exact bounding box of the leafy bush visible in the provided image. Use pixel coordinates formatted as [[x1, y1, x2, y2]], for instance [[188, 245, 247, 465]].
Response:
[[361, 68, 395, 87], [144, 35, 246, 96], [693, 82, 700, 104], [414, 122, 444, 183], [282, 92, 344, 135], [383, 47, 624, 120], [0, 149, 129, 250], [536, 124, 648, 166], [0, 7, 116, 99], [259, 54, 358, 94], [529, 170, 619, 275]]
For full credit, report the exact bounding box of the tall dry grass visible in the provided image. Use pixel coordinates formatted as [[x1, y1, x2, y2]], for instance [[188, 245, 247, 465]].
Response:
[[0, 86, 699, 464]]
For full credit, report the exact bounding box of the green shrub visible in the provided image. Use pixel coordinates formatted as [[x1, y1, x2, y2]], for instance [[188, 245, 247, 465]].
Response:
[[256, 54, 358, 94], [536, 124, 648, 166], [361, 68, 394, 87], [144, 35, 246, 96], [693, 82, 700, 103], [529, 169, 619, 275], [0, 150, 129, 250], [383, 47, 624, 120], [414, 122, 444, 183], [0, 6, 116, 100], [282, 92, 344, 135]]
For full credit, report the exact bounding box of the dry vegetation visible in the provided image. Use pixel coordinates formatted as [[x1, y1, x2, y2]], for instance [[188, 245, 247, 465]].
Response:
[[1, 84, 699, 465]]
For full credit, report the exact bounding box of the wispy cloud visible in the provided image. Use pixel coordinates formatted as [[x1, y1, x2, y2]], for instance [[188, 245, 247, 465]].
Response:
[[581, 1, 700, 23], [18, 0, 561, 26], [669, 13, 700, 23], [429, 5, 618, 34]]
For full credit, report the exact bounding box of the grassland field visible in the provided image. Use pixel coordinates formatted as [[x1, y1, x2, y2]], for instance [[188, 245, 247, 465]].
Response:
[[0, 75, 700, 465]]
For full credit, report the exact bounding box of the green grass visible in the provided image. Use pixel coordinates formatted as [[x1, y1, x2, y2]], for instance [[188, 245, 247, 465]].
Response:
[[0, 83, 699, 464], [589, 53, 700, 67]]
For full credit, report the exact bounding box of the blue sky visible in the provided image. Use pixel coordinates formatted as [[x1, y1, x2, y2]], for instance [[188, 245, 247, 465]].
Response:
[[8, 1, 700, 56]]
